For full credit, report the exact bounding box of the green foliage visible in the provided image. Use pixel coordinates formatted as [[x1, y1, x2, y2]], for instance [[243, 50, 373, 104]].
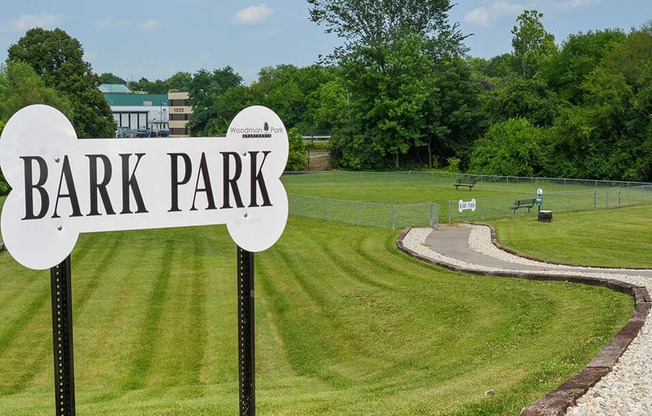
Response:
[[333, 34, 438, 169], [187, 67, 243, 136], [446, 157, 461, 173], [511, 10, 557, 79], [98, 72, 126, 85], [469, 118, 546, 177], [483, 77, 560, 127], [286, 128, 308, 171], [308, 0, 467, 58], [546, 25, 652, 181], [545, 29, 626, 104], [7, 28, 115, 138]]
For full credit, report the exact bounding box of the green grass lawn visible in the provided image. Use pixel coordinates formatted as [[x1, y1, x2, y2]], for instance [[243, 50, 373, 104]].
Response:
[[491, 205, 652, 268], [0, 208, 634, 415], [282, 171, 652, 224]]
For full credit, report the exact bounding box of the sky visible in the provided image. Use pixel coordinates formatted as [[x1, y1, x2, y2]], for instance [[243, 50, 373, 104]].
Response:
[[0, 0, 650, 85]]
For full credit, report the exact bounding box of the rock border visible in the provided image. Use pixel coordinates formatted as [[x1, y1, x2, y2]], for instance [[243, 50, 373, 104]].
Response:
[[396, 226, 651, 416]]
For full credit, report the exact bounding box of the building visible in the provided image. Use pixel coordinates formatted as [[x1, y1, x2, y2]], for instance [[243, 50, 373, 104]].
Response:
[[168, 92, 193, 137], [100, 84, 193, 137]]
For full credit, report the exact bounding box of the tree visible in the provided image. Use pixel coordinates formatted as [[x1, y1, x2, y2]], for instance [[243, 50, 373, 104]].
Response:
[[511, 10, 557, 79], [468, 118, 546, 177], [129, 77, 168, 94], [483, 77, 560, 127], [547, 25, 652, 181], [286, 128, 308, 171], [308, 0, 467, 58], [423, 56, 484, 168], [166, 71, 192, 92], [99, 72, 126, 85], [7, 28, 115, 138], [334, 34, 437, 169], [0, 62, 72, 193], [187, 67, 242, 136], [545, 29, 626, 104]]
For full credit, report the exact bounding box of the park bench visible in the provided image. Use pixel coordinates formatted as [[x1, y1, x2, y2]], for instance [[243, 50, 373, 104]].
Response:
[[511, 198, 536, 214], [454, 177, 477, 191]]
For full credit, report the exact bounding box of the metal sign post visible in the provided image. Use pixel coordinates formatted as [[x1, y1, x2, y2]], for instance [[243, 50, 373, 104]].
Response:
[[50, 255, 76, 415], [0, 105, 288, 415], [237, 246, 255, 415]]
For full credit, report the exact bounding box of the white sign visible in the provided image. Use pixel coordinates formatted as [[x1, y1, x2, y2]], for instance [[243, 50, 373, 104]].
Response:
[[0, 105, 289, 270], [458, 199, 476, 213]]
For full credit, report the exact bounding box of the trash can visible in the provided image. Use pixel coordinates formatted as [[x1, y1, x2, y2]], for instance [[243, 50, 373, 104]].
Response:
[[538, 210, 553, 222]]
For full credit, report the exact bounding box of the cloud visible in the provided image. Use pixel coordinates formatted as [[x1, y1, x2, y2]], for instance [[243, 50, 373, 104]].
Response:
[[95, 17, 130, 29], [233, 4, 274, 25], [142, 20, 160, 30], [7, 13, 64, 32], [464, 1, 525, 27], [557, 0, 603, 10]]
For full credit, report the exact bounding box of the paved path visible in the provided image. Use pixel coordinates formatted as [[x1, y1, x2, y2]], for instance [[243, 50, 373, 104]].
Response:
[[398, 224, 652, 416], [423, 224, 652, 278]]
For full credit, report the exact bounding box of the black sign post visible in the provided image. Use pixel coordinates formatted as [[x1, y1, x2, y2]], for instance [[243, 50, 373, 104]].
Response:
[[50, 255, 76, 415], [237, 246, 256, 416]]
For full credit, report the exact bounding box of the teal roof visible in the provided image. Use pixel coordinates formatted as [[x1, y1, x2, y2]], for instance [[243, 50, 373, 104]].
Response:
[[104, 93, 168, 107], [100, 84, 132, 93]]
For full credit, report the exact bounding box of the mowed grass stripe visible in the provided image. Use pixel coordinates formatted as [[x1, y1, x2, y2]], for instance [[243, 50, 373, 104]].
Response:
[[0, 212, 636, 415]]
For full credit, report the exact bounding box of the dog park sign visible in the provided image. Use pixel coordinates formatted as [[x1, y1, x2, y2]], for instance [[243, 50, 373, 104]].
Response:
[[0, 104, 288, 415], [0, 104, 288, 270]]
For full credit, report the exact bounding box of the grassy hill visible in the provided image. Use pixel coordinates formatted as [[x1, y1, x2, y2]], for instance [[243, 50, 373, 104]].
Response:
[[0, 196, 635, 415]]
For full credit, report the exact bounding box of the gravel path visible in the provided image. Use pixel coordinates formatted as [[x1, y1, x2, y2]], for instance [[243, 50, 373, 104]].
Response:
[[401, 225, 652, 416]]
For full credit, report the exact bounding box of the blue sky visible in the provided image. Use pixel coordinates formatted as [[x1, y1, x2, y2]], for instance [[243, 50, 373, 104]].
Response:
[[0, 0, 650, 84]]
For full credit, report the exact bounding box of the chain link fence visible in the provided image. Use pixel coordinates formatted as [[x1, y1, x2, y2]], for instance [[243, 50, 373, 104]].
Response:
[[288, 194, 438, 230], [448, 184, 652, 223], [283, 171, 652, 228]]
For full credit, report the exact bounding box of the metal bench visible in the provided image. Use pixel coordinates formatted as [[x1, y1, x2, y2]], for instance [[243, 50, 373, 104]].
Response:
[[454, 178, 477, 191], [511, 198, 536, 214]]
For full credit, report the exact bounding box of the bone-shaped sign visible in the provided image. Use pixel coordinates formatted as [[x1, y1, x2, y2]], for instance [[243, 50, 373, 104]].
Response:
[[0, 104, 289, 270]]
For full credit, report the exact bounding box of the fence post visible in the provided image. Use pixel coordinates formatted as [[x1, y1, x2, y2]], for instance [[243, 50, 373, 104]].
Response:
[[481, 200, 485, 222], [606, 188, 610, 209], [357, 202, 361, 226], [448, 200, 452, 224], [392, 204, 396, 231], [618, 187, 621, 208], [594, 189, 598, 209]]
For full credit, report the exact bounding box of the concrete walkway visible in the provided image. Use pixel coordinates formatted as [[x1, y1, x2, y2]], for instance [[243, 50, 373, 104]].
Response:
[[423, 224, 652, 278], [397, 224, 652, 416]]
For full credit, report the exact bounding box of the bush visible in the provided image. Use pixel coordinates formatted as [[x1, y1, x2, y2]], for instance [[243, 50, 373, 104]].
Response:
[[468, 118, 546, 177], [286, 128, 308, 171]]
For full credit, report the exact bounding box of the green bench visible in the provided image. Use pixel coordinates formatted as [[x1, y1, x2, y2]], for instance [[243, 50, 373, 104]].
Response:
[[454, 178, 477, 191], [511, 198, 536, 214]]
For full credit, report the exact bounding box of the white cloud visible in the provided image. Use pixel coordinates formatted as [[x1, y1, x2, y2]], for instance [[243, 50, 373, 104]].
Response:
[[95, 17, 130, 29], [7, 13, 64, 32], [465, 1, 524, 27], [233, 4, 274, 26], [558, 0, 603, 10], [142, 20, 160, 30]]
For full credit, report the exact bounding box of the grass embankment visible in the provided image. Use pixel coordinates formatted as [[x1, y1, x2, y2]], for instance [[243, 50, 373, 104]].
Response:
[[0, 201, 634, 415]]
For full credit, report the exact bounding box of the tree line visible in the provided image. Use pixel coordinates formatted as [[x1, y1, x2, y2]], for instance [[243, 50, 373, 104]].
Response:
[[1, 1, 651, 194]]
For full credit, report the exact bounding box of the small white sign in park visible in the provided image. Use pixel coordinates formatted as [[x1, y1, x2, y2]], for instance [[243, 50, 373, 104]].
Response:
[[458, 198, 476, 213], [0, 104, 289, 270]]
